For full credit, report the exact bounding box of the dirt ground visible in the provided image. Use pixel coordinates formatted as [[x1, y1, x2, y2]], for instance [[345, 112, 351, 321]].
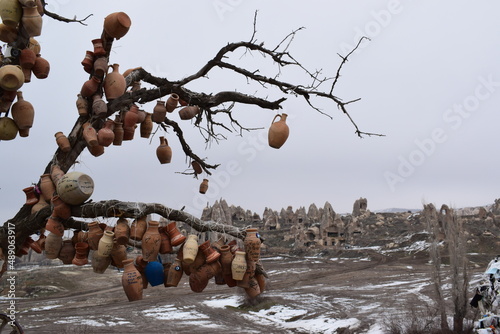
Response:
[[2, 250, 489, 334]]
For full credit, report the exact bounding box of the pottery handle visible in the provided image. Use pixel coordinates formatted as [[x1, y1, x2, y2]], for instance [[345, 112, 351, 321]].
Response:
[[271, 114, 281, 125]]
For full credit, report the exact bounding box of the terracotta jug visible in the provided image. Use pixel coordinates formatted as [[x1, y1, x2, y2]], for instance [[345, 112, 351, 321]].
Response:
[[0, 23, 17, 43], [178, 105, 200, 120], [159, 226, 172, 254], [152, 100, 167, 123], [39, 173, 55, 202], [92, 251, 111, 273], [55, 132, 71, 153], [134, 255, 149, 289], [72, 242, 89, 265], [156, 136, 172, 164], [110, 242, 127, 268], [104, 64, 126, 100], [32, 54, 50, 79], [103, 12, 131, 40], [268, 113, 289, 149], [219, 245, 233, 276], [81, 51, 94, 73], [165, 258, 183, 287], [76, 94, 88, 116], [123, 104, 139, 128], [93, 56, 108, 78], [80, 76, 101, 98], [23, 186, 38, 205], [237, 259, 255, 289], [92, 38, 106, 57], [11, 91, 34, 130], [21, 6, 43, 37], [87, 221, 104, 251], [191, 161, 203, 175], [92, 94, 107, 118], [88, 144, 104, 157], [56, 171, 94, 205], [0, 65, 24, 91], [166, 222, 186, 246], [189, 262, 221, 293], [140, 112, 153, 138], [51, 195, 71, 220], [44, 232, 62, 259], [199, 240, 220, 264], [231, 251, 247, 280], [199, 179, 209, 194], [0, 116, 18, 140], [45, 216, 64, 236], [245, 276, 262, 298], [122, 124, 135, 141], [97, 230, 115, 257], [114, 217, 130, 245], [72, 230, 88, 244], [182, 234, 199, 264], [244, 228, 262, 261], [187, 248, 206, 274], [122, 258, 143, 302], [112, 119, 124, 146], [58, 240, 75, 265], [0, 0, 22, 27], [166, 93, 179, 113], [130, 216, 147, 241], [141, 221, 161, 262], [19, 48, 36, 81], [97, 119, 115, 147], [145, 261, 164, 287]]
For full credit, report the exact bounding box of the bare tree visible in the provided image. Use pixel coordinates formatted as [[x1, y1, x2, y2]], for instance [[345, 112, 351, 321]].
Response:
[[0, 5, 380, 273]]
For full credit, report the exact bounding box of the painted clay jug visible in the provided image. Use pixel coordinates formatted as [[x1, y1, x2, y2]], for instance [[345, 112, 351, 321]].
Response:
[[44, 232, 62, 259], [56, 171, 94, 205], [92, 251, 111, 273], [199, 240, 220, 264], [182, 234, 199, 264], [231, 251, 247, 280], [103, 12, 131, 40], [166, 93, 179, 113], [21, 6, 43, 37], [86, 221, 104, 251], [156, 136, 172, 164], [57, 240, 75, 264], [178, 105, 200, 120], [97, 119, 115, 147], [145, 261, 164, 286], [134, 255, 149, 289], [97, 230, 114, 257], [165, 258, 183, 287], [103, 64, 126, 100], [199, 179, 209, 194], [32, 54, 50, 79], [244, 228, 261, 261], [0, 65, 24, 91], [268, 113, 289, 149], [152, 100, 166, 123], [114, 217, 130, 245], [141, 221, 161, 262], [45, 216, 64, 236], [166, 222, 186, 246], [0, 0, 22, 27], [140, 112, 153, 138], [129, 216, 147, 241], [55, 132, 71, 153], [122, 258, 143, 302]]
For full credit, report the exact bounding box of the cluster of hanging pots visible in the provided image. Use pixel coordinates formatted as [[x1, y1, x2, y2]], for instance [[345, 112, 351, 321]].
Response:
[[0, 0, 48, 140]]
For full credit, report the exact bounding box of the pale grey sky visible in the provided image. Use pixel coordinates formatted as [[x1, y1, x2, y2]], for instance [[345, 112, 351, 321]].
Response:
[[1, 0, 499, 220]]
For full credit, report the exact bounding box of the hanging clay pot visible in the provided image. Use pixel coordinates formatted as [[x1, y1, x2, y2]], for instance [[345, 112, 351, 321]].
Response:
[[159, 226, 172, 254], [140, 112, 153, 138], [166, 222, 186, 246], [182, 234, 199, 264], [92, 94, 107, 118], [92, 250, 111, 273], [97, 119, 115, 147], [190, 261, 222, 293], [56, 171, 94, 205], [39, 173, 55, 202], [110, 242, 127, 268], [93, 56, 108, 78], [97, 230, 114, 257], [178, 105, 200, 120], [199, 240, 220, 264], [114, 217, 130, 245], [0, 23, 17, 43], [268, 113, 289, 149], [145, 261, 164, 287], [55, 132, 71, 153], [219, 245, 233, 276], [130, 216, 147, 241], [80, 76, 101, 98], [166, 93, 179, 113], [82, 122, 98, 147], [156, 136, 172, 164], [86, 221, 104, 251], [103, 63, 126, 100], [44, 232, 62, 259], [141, 221, 161, 262], [92, 38, 106, 57], [103, 12, 131, 40], [231, 251, 247, 280], [245, 276, 261, 298], [45, 216, 64, 236], [58, 240, 75, 265], [237, 259, 255, 289], [32, 54, 50, 79], [187, 248, 206, 275], [244, 228, 262, 261], [71, 230, 88, 245], [113, 119, 124, 146], [49, 163, 65, 187], [199, 179, 209, 194], [81, 50, 94, 74], [88, 144, 104, 157], [165, 258, 183, 287], [51, 195, 71, 220], [23, 186, 38, 206], [19, 48, 36, 81], [28, 37, 40, 54], [72, 242, 89, 265], [134, 255, 149, 289], [0, 0, 22, 28], [0, 117, 18, 140], [122, 258, 143, 302], [11, 91, 34, 130], [123, 104, 139, 128], [0, 65, 24, 91], [76, 94, 88, 116], [191, 161, 203, 175], [152, 100, 166, 123], [21, 6, 43, 37]]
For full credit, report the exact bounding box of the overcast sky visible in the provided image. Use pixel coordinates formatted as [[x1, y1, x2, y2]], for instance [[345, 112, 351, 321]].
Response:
[[1, 1, 499, 221]]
